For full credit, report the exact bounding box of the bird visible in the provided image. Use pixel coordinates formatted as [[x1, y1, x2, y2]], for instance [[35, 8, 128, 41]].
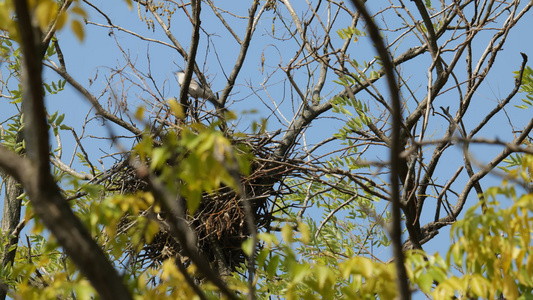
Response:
[[174, 70, 216, 100]]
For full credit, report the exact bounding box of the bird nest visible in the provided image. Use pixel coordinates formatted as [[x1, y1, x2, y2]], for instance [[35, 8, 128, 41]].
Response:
[[102, 133, 291, 275]]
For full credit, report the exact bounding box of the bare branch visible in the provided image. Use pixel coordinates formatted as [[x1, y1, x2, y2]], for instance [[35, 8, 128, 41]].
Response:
[[218, 1, 262, 108], [205, 0, 242, 44], [45, 43, 143, 137], [349, 1, 410, 298]]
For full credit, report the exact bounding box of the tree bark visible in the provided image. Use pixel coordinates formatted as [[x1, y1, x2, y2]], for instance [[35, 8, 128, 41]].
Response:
[[0, 175, 23, 300]]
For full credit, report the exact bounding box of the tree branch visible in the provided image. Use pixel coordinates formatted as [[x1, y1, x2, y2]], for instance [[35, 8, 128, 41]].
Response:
[[348, 1, 410, 299], [179, 0, 203, 111], [45, 46, 143, 137], [218, 1, 261, 108], [10, 1, 132, 298]]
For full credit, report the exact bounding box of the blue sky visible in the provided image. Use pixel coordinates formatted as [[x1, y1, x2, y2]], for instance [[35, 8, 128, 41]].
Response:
[[1, 0, 533, 297]]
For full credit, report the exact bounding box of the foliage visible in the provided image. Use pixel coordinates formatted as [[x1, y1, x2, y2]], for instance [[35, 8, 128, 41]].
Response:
[[0, 0, 532, 299], [514, 66, 533, 109], [436, 178, 533, 298]]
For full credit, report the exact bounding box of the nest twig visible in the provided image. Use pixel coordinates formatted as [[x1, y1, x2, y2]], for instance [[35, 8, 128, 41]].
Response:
[[102, 132, 293, 275]]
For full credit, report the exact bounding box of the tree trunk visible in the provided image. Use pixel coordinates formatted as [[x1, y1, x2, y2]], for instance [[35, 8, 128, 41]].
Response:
[[0, 175, 23, 300]]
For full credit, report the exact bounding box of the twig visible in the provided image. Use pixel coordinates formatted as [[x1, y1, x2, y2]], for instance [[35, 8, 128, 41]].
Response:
[[315, 194, 358, 238], [434, 166, 463, 222], [205, 0, 242, 44], [218, 1, 262, 109]]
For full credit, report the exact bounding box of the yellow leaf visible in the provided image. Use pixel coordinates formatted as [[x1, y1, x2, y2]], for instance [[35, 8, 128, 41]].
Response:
[[144, 219, 159, 244], [71, 19, 85, 41], [24, 202, 33, 221], [281, 223, 293, 243], [35, 0, 58, 30], [513, 248, 525, 269], [71, 6, 88, 19], [242, 238, 254, 256], [55, 11, 67, 30], [124, 0, 133, 10], [185, 189, 202, 213], [469, 274, 489, 297], [52, 272, 67, 287], [161, 259, 180, 280], [168, 98, 184, 119], [142, 191, 155, 205], [316, 265, 332, 289], [446, 276, 465, 291], [31, 220, 44, 234], [527, 254, 533, 276], [433, 281, 457, 300], [291, 263, 310, 284], [135, 106, 145, 120], [297, 222, 310, 244], [339, 257, 358, 278], [39, 256, 50, 266], [502, 274, 519, 300], [73, 279, 95, 300], [418, 273, 433, 293], [359, 257, 375, 277], [0, 2, 14, 31]]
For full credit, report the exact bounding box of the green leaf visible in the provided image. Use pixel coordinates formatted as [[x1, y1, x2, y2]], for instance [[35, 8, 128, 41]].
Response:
[[55, 113, 65, 126], [267, 255, 280, 278], [255, 248, 270, 268], [282, 224, 293, 243], [44, 82, 52, 93], [316, 265, 332, 289], [469, 275, 489, 297], [49, 111, 58, 123], [417, 273, 433, 293], [150, 147, 167, 170], [242, 238, 254, 256], [291, 263, 310, 284], [428, 266, 447, 283]]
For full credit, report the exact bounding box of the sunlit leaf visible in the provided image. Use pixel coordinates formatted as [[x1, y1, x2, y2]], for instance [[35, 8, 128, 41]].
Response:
[[71, 19, 85, 41]]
